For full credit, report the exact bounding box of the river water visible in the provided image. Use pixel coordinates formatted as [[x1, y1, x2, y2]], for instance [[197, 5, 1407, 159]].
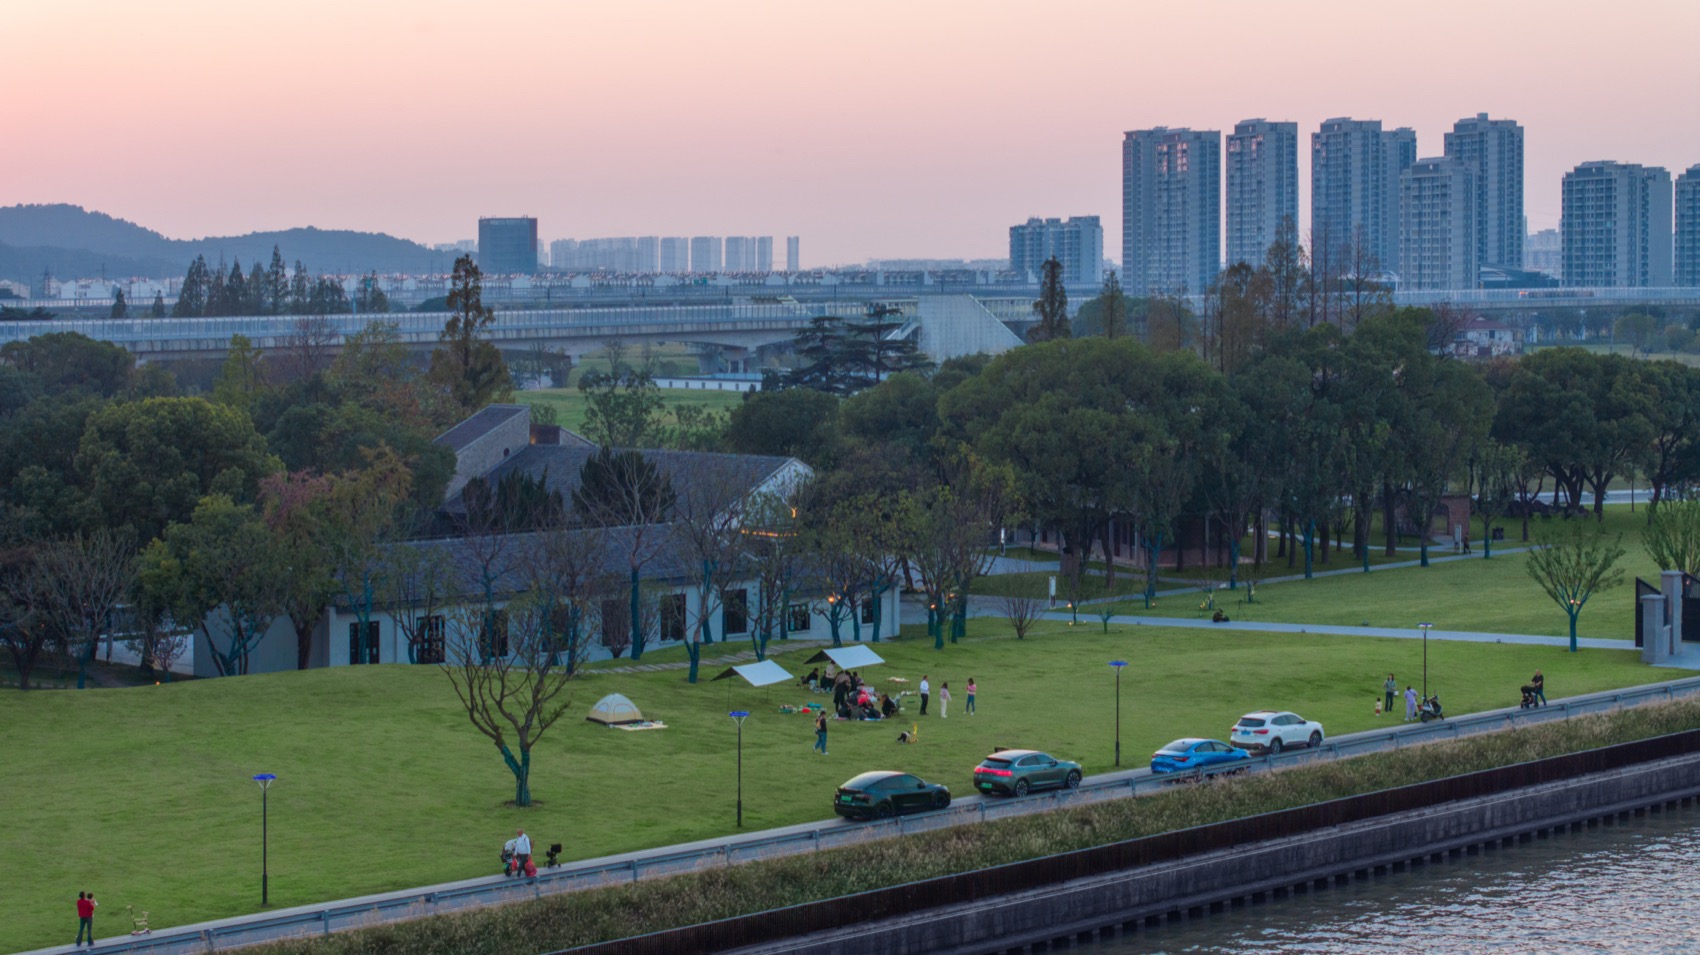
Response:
[[1086, 804, 1700, 955]]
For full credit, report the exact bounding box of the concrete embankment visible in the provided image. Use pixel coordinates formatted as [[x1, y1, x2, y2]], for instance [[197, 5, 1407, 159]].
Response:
[[565, 735, 1700, 955]]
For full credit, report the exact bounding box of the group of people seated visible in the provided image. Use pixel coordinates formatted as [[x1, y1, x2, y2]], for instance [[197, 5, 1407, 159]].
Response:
[[800, 667, 899, 720]]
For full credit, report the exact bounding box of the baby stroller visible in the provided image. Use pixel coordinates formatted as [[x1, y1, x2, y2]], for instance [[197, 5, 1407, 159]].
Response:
[[1418, 695, 1444, 722], [1519, 684, 1539, 709]]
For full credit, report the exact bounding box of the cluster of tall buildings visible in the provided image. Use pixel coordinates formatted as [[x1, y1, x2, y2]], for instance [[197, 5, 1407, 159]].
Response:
[[1009, 216, 1104, 285], [1120, 115, 1526, 293], [548, 235, 800, 274], [1116, 114, 1699, 292]]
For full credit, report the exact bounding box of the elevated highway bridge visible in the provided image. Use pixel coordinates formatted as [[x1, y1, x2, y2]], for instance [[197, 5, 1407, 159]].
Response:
[[1, 287, 1695, 364]]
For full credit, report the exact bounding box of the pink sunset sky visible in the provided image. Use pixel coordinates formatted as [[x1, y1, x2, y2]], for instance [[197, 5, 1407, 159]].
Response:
[[4, 0, 1697, 267]]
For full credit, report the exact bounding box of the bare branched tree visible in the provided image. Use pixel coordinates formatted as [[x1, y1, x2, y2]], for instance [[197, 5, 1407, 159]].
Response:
[[277, 315, 340, 382], [440, 589, 576, 807], [32, 531, 136, 688], [997, 587, 1045, 640], [672, 467, 755, 682]]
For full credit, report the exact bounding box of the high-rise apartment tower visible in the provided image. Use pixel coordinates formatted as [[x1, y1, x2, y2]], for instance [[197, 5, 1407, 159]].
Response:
[[1226, 119, 1299, 269], [1444, 113, 1525, 271], [1122, 127, 1220, 295], [1398, 157, 1478, 291], [1562, 161, 1673, 287], [1676, 165, 1700, 287]]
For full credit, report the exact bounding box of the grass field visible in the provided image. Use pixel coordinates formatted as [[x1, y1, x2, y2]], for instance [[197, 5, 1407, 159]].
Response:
[[519, 386, 746, 437], [1, 616, 1689, 952], [1087, 506, 1662, 639]]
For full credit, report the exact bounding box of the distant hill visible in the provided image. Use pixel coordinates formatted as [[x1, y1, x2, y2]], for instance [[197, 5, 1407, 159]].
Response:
[[0, 204, 452, 283]]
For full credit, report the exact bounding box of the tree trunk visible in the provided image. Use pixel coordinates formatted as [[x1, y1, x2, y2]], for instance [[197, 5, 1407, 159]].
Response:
[[502, 744, 533, 807], [628, 567, 644, 661], [686, 639, 700, 683], [1318, 520, 1330, 564], [1101, 523, 1117, 589], [1303, 519, 1314, 579], [869, 586, 885, 643], [1383, 481, 1398, 557]]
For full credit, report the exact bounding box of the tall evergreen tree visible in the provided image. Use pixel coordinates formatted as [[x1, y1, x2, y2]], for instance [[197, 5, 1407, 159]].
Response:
[[222, 260, 246, 317], [245, 260, 266, 314], [1028, 256, 1070, 343], [429, 255, 511, 410], [1096, 269, 1127, 339], [173, 255, 211, 317], [110, 288, 127, 319], [289, 260, 312, 315], [206, 260, 228, 317], [266, 246, 289, 315], [150, 292, 166, 318]]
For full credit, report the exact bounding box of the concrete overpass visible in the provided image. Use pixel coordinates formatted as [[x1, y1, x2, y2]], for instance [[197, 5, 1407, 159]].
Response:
[[0, 294, 1029, 369]]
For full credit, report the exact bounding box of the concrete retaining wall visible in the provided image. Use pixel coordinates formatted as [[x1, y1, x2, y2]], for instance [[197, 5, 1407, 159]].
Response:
[[725, 754, 1700, 955]]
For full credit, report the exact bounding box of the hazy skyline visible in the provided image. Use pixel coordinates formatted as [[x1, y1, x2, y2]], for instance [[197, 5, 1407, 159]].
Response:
[[5, 0, 1697, 268]]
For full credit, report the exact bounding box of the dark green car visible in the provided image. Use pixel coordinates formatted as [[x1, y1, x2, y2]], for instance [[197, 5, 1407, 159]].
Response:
[[972, 749, 1083, 796], [834, 771, 951, 820]]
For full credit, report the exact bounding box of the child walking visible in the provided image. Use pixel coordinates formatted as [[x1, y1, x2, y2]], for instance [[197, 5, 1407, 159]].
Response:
[[938, 682, 952, 718], [965, 678, 977, 715], [813, 711, 828, 755]]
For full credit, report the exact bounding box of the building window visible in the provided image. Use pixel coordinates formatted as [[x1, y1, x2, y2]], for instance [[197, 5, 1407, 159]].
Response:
[[722, 588, 749, 635], [660, 593, 687, 642], [860, 598, 876, 625], [419, 615, 445, 665], [348, 621, 380, 665], [480, 609, 509, 659], [787, 603, 812, 634]]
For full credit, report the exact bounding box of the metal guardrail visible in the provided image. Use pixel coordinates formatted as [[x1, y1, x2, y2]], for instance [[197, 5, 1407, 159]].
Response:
[[27, 673, 1700, 955]]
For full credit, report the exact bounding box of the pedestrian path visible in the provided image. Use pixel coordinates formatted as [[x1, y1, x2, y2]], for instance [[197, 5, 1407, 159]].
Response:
[[586, 637, 830, 675]]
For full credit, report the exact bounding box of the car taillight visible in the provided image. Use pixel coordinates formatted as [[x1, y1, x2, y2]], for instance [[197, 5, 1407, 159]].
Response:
[[1171, 755, 1189, 762], [978, 767, 1012, 777], [1254, 729, 1268, 735]]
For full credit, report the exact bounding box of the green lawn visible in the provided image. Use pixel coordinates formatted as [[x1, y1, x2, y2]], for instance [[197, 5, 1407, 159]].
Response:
[[1099, 505, 1663, 639], [519, 387, 746, 437], [1, 618, 1688, 952]]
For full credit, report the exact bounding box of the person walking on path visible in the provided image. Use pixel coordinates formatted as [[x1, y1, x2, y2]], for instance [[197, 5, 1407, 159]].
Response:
[[75, 891, 96, 946], [1531, 670, 1546, 706], [1384, 674, 1397, 715], [965, 678, 977, 716], [919, 675, 930, 716], [508, 829, 532, 876], [1404, 685, 1418, 722], [813, 711, 829, 755], [938, 682, 951, 718]]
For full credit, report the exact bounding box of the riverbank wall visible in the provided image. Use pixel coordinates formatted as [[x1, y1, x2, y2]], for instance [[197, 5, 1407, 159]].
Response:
[[569, 734, 1700, 955]]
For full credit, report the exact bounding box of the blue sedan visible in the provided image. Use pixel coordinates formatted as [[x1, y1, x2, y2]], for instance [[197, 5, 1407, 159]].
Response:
[[1150, 738, 1251, 775]]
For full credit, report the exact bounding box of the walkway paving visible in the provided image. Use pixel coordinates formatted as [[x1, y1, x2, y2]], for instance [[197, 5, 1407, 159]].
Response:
[[586, 637, 830, 675]]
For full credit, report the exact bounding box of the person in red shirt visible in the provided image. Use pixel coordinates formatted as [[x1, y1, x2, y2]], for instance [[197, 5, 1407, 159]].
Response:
[[76, 891, 97, 946]]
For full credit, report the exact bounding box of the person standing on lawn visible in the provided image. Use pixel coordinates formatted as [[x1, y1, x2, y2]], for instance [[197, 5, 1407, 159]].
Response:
[[938, 682, 951, 718], [919, 675, 930, 716], [75, 891, 96, 946], [965, 678, 977, 715], [1383, 674, 1397, 715], [1404, 685, 1418, 722], [813, 710, 829, 755]]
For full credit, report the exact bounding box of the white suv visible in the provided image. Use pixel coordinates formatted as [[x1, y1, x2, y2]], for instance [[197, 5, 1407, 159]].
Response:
[[1230, 710, 1324, 754]]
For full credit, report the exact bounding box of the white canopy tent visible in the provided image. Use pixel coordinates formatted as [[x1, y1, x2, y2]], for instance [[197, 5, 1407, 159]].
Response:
[[804, 645, 887, 670], [710, 659, 795, 687]]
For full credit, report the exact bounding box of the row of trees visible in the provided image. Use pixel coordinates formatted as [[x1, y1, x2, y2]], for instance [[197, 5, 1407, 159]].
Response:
[[171, 246, 389, 318], [0, 256, 514, 688]]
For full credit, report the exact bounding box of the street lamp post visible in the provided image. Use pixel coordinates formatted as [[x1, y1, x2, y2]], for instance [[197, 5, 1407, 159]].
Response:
[[729, 711, 749, 827], [252, 774, 277, 906], [1417, 623, 1433, 700], [1109, 661, 1128, 767]]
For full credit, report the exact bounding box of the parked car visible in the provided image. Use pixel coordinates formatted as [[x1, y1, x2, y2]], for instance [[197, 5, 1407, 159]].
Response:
[[833, 771, 951, 820], [1229, 711, 1324, 754], [1150, 738, 1252, 775], [972, 749, 1083, 796]]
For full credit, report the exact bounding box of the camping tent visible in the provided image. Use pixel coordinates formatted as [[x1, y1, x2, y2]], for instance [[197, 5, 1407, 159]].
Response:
[[586, 693, 646, 726], [710, 659, 795, 687], [804, 646, 886, 670]]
